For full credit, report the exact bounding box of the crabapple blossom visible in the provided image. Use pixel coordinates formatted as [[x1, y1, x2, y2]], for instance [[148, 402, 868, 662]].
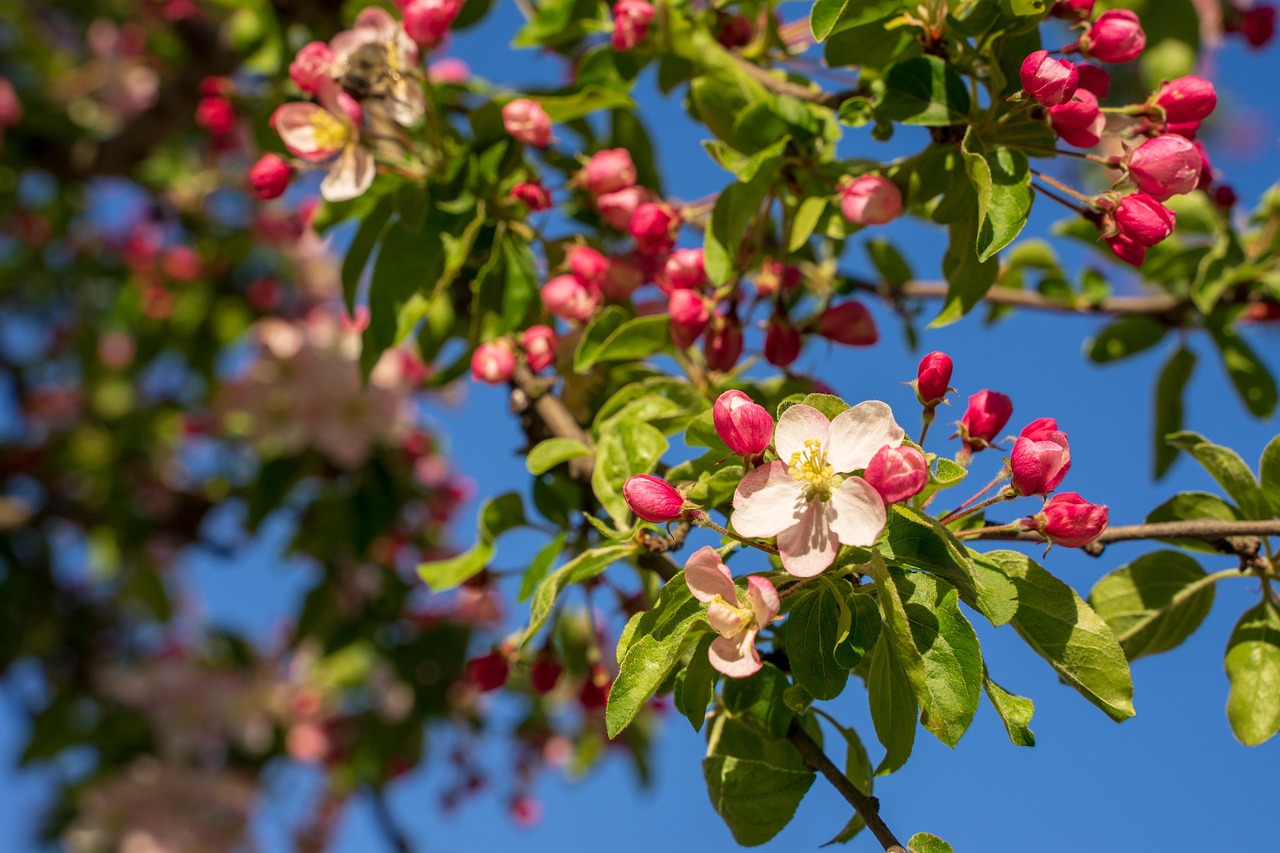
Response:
[[704, 313, 744, 372], [271, 80, 374, 202], [1105, 231, 1147, 267], [731, 402, 906, 576], [1052, 0, 1093, 19], [1154, 76, 1217, 124], [467, 652, 509, 691], [839, 175, 902, 225], [510, 180, 552, 211], [402, 0, 460, 50], [1113, 193, 1176, 247], [288, 41, 334, 94], [1020, 50, 1078, 107], [622, 475, 689, 523], [0, 78, 22, 130], [764, 314, 802, 368], [1127, 135, 1202, 200], [1010, 418, 1072, 496], [329, 7, 423, 127], [1239, 4, 1277, 48], [541, 274, 601, 322], [1026, 492, 1109, 547], [568, 245, 610, 288], [1077, 10, 1146, 63], [863, 445, 928, 505], [668, 288, 712, 347], [661, 248, 707, 292], [596, 186, 652, 230], [629, 202, 680, 254], [958, 390, 1013, 451], [684, 546, 779, 677], [713, 390, 774, 458], [1075, 63, 1111, 98]]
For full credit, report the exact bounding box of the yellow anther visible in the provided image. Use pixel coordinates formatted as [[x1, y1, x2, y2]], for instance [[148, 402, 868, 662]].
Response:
[[787, 439, 839, 498], [309, 110, 351, 151]]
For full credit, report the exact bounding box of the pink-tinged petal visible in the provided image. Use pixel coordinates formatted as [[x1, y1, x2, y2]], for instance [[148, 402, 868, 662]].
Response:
[[273, 103, 342, 161], [321, 145, 375, 202], [707, 600, 745, 637], [353, 6, 400, 44], [732, 461, 806, 538], [746, 576, 780, 629], [826, 400, 905, 472], [709, 630, 762, 678], [776, 501, 839, 577], [828, 477, 887, 547], [684, 546, 737, 604], [388, 79, 426, 126], [774, 404, 831, 464]]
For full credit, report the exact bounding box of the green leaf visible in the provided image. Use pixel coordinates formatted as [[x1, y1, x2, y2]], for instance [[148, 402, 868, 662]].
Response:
[[834, 586, 881, 669], [983, 671, 1036, 747], [865, 556, 927, 700], [1261, 435, 1280, 517], [908, 832, 955, 853], [574, 314, 671, 371], [787, 586, 849, 700], [676, 635, 717, 732], [704, 147, 784, 286], [574, 305, 628, 374], [1225, 599, 1280, 746], [867, 634, 918, 775], [1209, 319, 1278, 418], [865, 238, 913, 288], [523, 544, 640, 645], [979, 551, 1135, 722], [1154, 346, 1196, 478], [932, 199, 1000, 327], [875, 56, 972, 126], [1145, 491, 1244, 553], [518, 532, 566, 602], [722, 663, 794, 740], [824, 19, 921, 71], [592, 421, 668, 527], [533, 85, 635, 122], [1086, 316, 1170, 364], [1168, 431, 1270, 520], [822, 814, 866, 846], [526, 437, 592, 475], [418, 492, 526, 591], [362, 222, 443, 376], [608, 624, 707, 738], [810, 0, 904, 41], [341, 195, 394, 314], [702, 756, 815, 846], [961, 128, 1033, 262], [1089, 551, 1216, 661], [790, 196, 827, 252]]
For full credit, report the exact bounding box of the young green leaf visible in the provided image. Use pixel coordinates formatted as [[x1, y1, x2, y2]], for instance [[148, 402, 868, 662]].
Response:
[[592, 421, 669, 527], [523, 543, 640, 645], [867, 635, 918, 775], [702, 756, 815, 846], [1086, 316, 1170, 364], [721, 663, 794, 740], [875, 56, 972, 126], [526, 437, 592, 475], [1168, 431, 1270, 519], [982, 671, 1036, 747], [961, 128, 1033, 262], [786, 585, 849, 700], [1089, 551, 1216, 661], [908, 832, 955, 853], [608, 624, 707, 738], [1154, 347, 1196, 478], [1261, 435, 1280, 517], [675, 635, 717, 732], [1225, 599, 1280, 746]]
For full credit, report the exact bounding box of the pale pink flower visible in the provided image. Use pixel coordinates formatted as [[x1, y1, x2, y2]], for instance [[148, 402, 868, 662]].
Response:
[[732, 402, 905, 576], [684, 546, 779, 677], [330, 6, 424, 127], [271, 80, 374, 202]]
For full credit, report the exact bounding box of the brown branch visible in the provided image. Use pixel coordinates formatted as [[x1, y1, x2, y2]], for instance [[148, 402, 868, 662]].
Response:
[[367, 786, 413, 853], [786, 723, 907, 853], [964, 518, 1280, 561], [727, 51, 854, 109], [843, 277, 1191, 317]]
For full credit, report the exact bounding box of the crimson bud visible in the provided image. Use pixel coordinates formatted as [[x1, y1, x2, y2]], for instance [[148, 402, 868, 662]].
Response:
[[1127, 134, 1202, 200], [1078, 10, 1147, 63], [1049, 90, 1105, 148], [713, 390, 773, 457], [1154, 76, 1217, 124], [1010, 418, 1072, 496], [764, 314, 802, 368], [629, 202, 680, 255], [863, 445, 928, 505], [703, 313, 744, 373], [916, 351, 953, 405], [959, 390, 1013, 450], [816, 300, 878, 346], [403, 0, 461, 49], [510, 180, 552, 211], [1027, 492, 1109, 547], [466, 652, 510, 692], [470, 340, 516, 384], [622, 474, 689, 523], [1113, 193, 1176, 247], [1020, 50, 1079, 107], [581, 148, 637, 196], [249, 154, 292, 200]]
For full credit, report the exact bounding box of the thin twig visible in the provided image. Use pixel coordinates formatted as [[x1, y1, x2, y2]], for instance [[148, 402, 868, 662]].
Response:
[[367, 787, 413, 853], [964, 518, 1280, 560]]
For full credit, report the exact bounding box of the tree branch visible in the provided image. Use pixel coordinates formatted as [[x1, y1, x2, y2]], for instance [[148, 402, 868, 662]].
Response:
[[787, 723, 907, 853], [964, 518, 1280, 561], [727, 51, 855, 109], [367, 786, 414, 853]]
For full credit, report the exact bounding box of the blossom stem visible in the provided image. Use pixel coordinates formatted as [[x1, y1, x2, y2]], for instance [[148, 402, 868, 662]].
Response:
[[938, 470, 1011, 524], [692, 512, 780, 555], [1029, 169, 1099, 208], [956, 521, 1025, 539], [917, 408, 934, 447]]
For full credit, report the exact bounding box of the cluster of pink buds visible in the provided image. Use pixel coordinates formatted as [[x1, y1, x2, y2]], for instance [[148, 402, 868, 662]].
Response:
[[469, 325, 558, 385], [611, 0, 655, 51]]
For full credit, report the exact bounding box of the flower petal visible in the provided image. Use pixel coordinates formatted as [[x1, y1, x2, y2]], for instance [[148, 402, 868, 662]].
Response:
[[776, 501, 839, 577], [321, 144, 376, 202], [707, 601, 745, 637], [731, 461, 806, 538], [388, 79, 426, 126], [709, 630, 762, 678], [746, 576, 780, 629], [774, 404, 830, 465], [273, 103, 341, 161], [684, 546, 737, 604], [826, 400, 905, 472], [828, 477, 887, 547]]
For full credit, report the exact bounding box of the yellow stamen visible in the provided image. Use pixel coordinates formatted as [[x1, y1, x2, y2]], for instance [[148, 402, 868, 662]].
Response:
[[309, 110, 351, 151], [787, 439, 841, 499]]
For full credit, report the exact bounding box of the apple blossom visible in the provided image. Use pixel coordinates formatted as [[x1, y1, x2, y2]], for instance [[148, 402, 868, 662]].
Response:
[[816, 300, 878, 346], [1155, 76, 1217, 124], [1105, 231, 1147, 267], [1020, 50, 1078, 107], [581, 148, 637, 196], [541, 274, 601, 322], [1049, 90, 1105, 148], [288, 41, 334, 94], [470, 340, 516, 384], [916, 351, 953, 404], [249, 154, 291, 200], [1077, 10, 1146, 63], [611, 0, 655, 52], [1113, 193, 1176, 247], [863, 445, 928, 505], [731, 402, 906, 576], [959, 390, 1013, 451], [1127, 135, 1202, 200], [402, 0, 460, 50], [521, 325, 557, 372], [839, 175, 902, 225], [713, 390, 774, 458], [1026, 492, 1109, 547], [622, 474, 690, 523], [1010, 418, 1072, 496], [329, 7, 424, 127], [271, 80, 374, 202], [684, 546, 779, 677]]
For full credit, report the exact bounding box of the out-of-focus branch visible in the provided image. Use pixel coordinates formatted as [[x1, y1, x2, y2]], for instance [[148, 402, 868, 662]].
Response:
[[367, 786, 414, 853]]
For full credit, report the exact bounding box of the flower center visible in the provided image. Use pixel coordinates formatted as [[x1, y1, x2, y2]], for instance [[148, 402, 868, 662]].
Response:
[[788, 439, 841, 500], [309, 110, 351, 152]]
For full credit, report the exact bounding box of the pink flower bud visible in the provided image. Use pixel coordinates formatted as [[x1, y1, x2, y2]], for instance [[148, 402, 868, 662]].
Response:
[[601, 255, 645, 300], [467, 652, 510, 691], [704, 313, 744, 373], [596, 186, 652, 230], [0, 78, 22, 129], [1075, 63, 1111, 98], [582, 148, 637, 196], [429, 57, 471, 85], [1010, 418, 1072, 496], [1027, 492, 1109, 548], [502, 98, 552, 148], [195, 95, 235, 136], [577, 664, 611, 709], [668, 289, 712, 347], [660, 248, 707, 293], [713, 390, 774, 457], [568, 245, 610, 289], [403, 0, 461, 49], [521, 325, 557, 372], [1240, 5, 1277, 48], [959, 390, 1013, 450], [863, 445, 928, 505], [611, 0, 655, 51], [839, 175, 903, 226], [1049, 90, 1105, 148], [510, 180, 552, 211], [289, 42, 335, 95], [249, 153, 292, 200], [1052, 0, 1094, 19], [1020, 50, 1079, 107], [470, 340, 516, 384], [1114, 193, 1176, 247], [629, 202, 680, 255], [916, 351, 953, 404], [1127, 134, 1202, 200], [623, 474, 688, 522], [816, 300, 878, 346], [1078, 10, 1146, 63], [1155, 76, 1217, 124], [1104, 232, 1146, 267], [764, 314, 802, 368], [541, 274, 601, 322]]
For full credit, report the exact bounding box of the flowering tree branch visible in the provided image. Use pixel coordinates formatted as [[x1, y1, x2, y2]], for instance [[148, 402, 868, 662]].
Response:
[[963, 518, 1280, 561]]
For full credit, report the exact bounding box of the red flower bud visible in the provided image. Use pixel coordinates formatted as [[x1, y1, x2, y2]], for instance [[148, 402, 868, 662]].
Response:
[[195, 95, 235, 136], [1241, 5, 1277, 49], [916, 351, 953, 404], [863, 445, 928, 505], [959, 390, 1013, 450], [1010, 418, 1072, 496], [582, 148, 637, 196], [629, 202, 680, 255], [611, 0, 655, 51], [467, 652, 510, 691], [541, 274, 601, 322], [596, 186, 652, 230], [502, 98, 552, 148], [816, 300, 878, 346], [578, 664, 612, 710], [668, 289, 712, 347], [1052, 0, 1094, 20], [660, 248, 707, 293], [289, 42, 335, 95], [403, 0, 461, 49], [521, 325, 557, 373], [1020, 50, 1079, 107], [1114, 193, 1176, 247], [1027, 492, 1109, 548], [703, 312, 744, 373], [1075, 63, 1111, 98], [530, 653, 562, 694], [623, 474, 688, 523], [1104, 232, 1146, 267], [713, 390, 773, 457], [1078, 10, 1146, 63], [1155, 75, 1217, 124], [510, 180, 552, 211], [249, 154, 292, 200], [568, 245, 610, 288], [839, 175, 903, 225], [1127, 134, 1202, 200], [764, 314, 802, 368], [1049, 90, 1105, 148], [470, 340, 516, 384]]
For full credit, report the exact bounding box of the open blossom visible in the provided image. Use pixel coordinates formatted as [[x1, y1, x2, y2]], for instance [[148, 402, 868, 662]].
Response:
[[732, 402, 906, 576], [713, 390, 773, 458], [330, 7, 424, 127], [270, 80, 374, 202], [684, 547, 779, 677], [1010, 418, 1072, 496], [1025, 492, 1108, 547]]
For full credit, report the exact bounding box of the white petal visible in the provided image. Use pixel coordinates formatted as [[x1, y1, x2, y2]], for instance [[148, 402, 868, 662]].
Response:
[[388, 81, 425, 126], [746, 576, 780, 629], [828, 477, 887, 547], [732, 462, 806, 539], [776, 501, 839, 577], [320, 145, 375, 202], [826, 400, 905, 472], [709, 630, 762, 678], [774, 404, 830, 465], [684, 546, 737, 604]]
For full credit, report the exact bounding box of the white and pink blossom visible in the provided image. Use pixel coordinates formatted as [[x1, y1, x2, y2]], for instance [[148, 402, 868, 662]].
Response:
[[684, 546, 779, 677]]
